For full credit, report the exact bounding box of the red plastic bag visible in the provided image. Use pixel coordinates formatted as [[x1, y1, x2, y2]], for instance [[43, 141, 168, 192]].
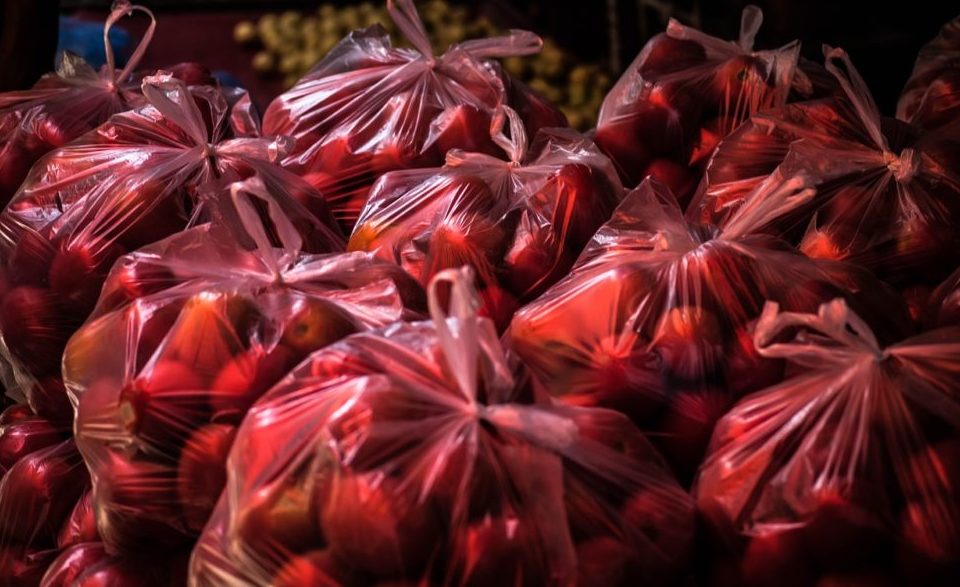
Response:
[[898, 16, 960, 132], [0, 74, 341, 421], [349, 107, 622, 330], [594, 6, 802, 205], [696, 299, 960, 586], [262, 0, 566, 229], [508, 178, 912, 480], [190, 267, 695, 586], [0, 1, 215, 207], [63, 178, 423, 555], [926, 265, 960, 329], [691, 47, 960, 286]]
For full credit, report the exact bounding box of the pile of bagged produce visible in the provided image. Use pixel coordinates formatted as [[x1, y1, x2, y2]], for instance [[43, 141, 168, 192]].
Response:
[[0, 1, 958, 585]]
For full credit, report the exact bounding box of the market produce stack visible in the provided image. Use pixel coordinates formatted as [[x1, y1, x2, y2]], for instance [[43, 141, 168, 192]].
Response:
[[0, 2, 957, 586]]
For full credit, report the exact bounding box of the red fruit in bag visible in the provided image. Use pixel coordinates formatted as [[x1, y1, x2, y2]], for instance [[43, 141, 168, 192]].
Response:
[[7, 230, 56, 287], [95, 453, 188, 550], [816, 569, 899, 587], [459, 517, 545, 586], [58, 490, 99, 548], [596, 104, 681, 185], [280, 298, 360, 356], [477, 285, 519, 333], [651, 305, 723, 380], [321, 473, 441, 577], [100, 259, 177, 312], [657, 388, 733, 479], [48, 239, 125, 312], [639, 34, 708, 77], [72, 557, 144, 587], [272, 549, 357, 587], [725, 325, 785, 397], [28, 376, 73, 424], [0, 416, 63, 472], [575, 537, 638, 587], [210, 346, 297, 423], [642, 159, 697, 206], [0, 286, 62, 374], [801, 491, 890, 571], [622, 488, 696, 572], [740, 530, 815, 587], [41, 542, 110, 587], [118, 360, 209, 450], [0, 547, 57, 586], [0, 441, 86, 544], [238, 482, 323, 555], [0, 404, 32, 426], [177, 423, 237, 533]]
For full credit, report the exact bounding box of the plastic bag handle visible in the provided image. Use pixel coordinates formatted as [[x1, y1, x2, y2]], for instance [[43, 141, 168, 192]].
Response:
[[387, 0, 433, 59], [427, 267, 484, 402], [490, 105, 528, 164], [104, 1, 156, 85], [720, 172, 816, 240], [458, 29, 543, 59], [141, 75, 210, 147], [754, 299, 885, 362], [738, 5, 763, 52], [228, 176, 304, 277], [823, 46, 888, 152]]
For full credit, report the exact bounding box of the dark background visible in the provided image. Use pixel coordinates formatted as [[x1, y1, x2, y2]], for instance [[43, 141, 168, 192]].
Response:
[[3, 0, 957, 115]]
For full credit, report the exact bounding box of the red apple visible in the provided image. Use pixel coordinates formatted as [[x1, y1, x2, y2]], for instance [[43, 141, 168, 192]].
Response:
[[72, 557, 144, 587], [210, 346, 297, 424], [161, 293, 245, 380], [320, 473, 441, 577], [651, 305, 724, 381], [7, 229, 56, 287], [41, 542, 109, 587], [117, 359, 210, 452], [177, 423, 237, 534], [272, 549, 358, 587], [58, 489, 99, 548], [576, 537, 638, 587], [48, 239, 126, 313], [0, 440, 86, 544], [621, 488, 696, 573], [457, 516, 545, 586], [508, 78, 569, 137], [642, 159, 697, 207], [27, 376, 73, 424], [237, 482, 324, 556], [801, 491, 890, 571], [280, 297, 360, 356], [0, 416, 64, 473], [477, 285, 519, 334], [725, 324, 785, 397], [166, 62, 216, 86], [596, 103, 682, 186], [94, 452, 189, 550], [739, 530, 815, 587], [0, 286, 63, 374], [423, 104, 497, 162], [99, 259, 177, 312], [0, 403, 33, 426]]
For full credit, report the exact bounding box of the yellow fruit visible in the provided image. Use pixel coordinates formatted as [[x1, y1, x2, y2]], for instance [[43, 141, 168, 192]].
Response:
[[252, 51, 275, 74], [233, 21, 257, 44]]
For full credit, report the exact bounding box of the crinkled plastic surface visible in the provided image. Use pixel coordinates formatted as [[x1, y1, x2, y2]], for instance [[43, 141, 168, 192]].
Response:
[[349, 107, 622, 331], [0, 75, 341, 421], [696, 299, 960, 586], [0, 1, 215, 208], [63, 179, 424, 556], [509, 178, 912, 481], [594, 6, 800, 205], [263, 0, 565, 229], [898, 15, 960, 131], [927, 265, 960, 329], [691, 47, 960, 286], [190, 267, 695, 587]]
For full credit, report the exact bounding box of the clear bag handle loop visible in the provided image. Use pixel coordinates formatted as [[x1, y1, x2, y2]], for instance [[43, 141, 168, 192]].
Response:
[[490, 105, 528, 165], [458, 30, 543, 59], [427, 267, 482, 402], [754, 298, 885, 361], [823, 46, 888, 152], [229, 176, 304, 277], [104, 1, 157, 85], [738, 5, 763, 52], [387, 0, 434, 60], [141, 75, 210, 146]]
